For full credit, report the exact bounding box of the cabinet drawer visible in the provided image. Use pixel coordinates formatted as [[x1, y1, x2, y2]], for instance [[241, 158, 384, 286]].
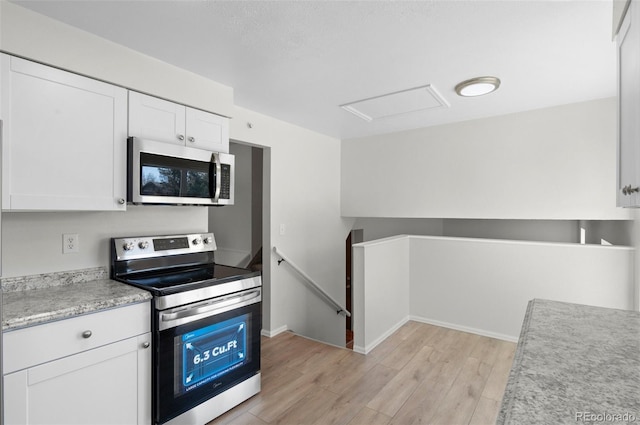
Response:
[[3, 302, 150, 374]]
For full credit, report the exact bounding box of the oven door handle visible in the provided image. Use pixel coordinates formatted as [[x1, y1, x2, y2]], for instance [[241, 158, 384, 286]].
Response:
[[161, 289, 261, 323]]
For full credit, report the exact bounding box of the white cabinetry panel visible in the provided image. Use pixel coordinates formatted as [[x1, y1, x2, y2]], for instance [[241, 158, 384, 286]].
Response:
[[3, 303, 151, 425], [3, 301, 149, 374], [4, 334, 150, 425], [618, 0, 640, 207], [128, 90, 186, 146], [0, 54, 127, 211], [129, 90, 229, 153], [185, 106, 229, 152]]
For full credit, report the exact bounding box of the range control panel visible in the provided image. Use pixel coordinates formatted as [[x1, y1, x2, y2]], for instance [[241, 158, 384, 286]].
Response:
[[113, 233, 216, 260]]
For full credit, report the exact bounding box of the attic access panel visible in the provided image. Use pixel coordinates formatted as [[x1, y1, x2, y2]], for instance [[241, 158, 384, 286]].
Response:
[[340, 84, 449, 122]]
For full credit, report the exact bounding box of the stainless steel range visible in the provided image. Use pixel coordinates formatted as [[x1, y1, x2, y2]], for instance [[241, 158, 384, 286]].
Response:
[[111, 233, 261, 425]]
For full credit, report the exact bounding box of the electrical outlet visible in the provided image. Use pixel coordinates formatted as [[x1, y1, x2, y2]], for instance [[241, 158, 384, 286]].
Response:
[[63, 233, 79, 254]]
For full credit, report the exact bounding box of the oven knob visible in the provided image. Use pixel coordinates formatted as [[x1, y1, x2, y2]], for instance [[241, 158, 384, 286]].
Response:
[[192, 237, 202, 245], [123, 242, 135, 251], [138, 241, 150, 250], [204, 237, 213, 245]]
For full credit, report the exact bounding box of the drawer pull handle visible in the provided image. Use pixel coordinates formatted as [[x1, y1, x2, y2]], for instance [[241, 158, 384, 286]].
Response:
[[82, 330, 92, 339], [142, 341, 150, 349]]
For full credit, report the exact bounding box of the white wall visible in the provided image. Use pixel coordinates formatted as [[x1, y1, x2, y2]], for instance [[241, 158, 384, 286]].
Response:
[[353, 217, 444, 242], [2, 207, 208, 277], [579, 219, 634, 245], [230, 105, 354, 346], [0, 2, 352, 346], [352, 236, 410, 354], [409, 236, 635, 341], [351, 217, 631, 245], [209, 143, 253, 267], [443, 219, 580, 243], [352, 235, 635, 352], [342, 98, 632, 220]]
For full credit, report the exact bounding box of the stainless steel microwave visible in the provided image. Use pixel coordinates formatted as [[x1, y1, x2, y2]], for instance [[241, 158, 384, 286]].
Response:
[[127, 137, 234, 206]]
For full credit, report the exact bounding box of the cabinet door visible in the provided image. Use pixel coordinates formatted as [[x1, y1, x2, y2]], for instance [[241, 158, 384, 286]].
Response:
[[186, 107, 230, 152], [4, 333, 151, 425], [618, 1, 640, 207], [0, 54, 127, 211], [128, 91, 186, 146]]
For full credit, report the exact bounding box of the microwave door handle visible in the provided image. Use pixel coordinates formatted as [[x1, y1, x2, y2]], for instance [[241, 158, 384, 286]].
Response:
[[211, 152, 222, 202]]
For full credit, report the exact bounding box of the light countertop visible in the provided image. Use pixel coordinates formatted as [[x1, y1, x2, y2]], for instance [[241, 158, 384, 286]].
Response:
[[498, 298, 640, 424], [2, 267, 151, 331]]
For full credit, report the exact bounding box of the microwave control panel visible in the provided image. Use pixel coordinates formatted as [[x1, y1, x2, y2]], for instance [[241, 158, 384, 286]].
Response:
[[220, 164, 231, 199]]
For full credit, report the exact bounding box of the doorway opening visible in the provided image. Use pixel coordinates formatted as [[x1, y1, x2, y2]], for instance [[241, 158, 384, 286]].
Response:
[[208, 142, 263, 269], [208, 140, 271, 334], [346, 229, 363, 349]]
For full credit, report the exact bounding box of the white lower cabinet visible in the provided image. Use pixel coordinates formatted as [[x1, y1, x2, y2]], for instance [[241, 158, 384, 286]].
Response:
[[4, 334, 150, 425], [3, 303, 151, 425]]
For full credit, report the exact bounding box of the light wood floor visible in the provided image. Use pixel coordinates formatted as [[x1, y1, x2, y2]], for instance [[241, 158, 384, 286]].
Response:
[[208, 321, 516, 425]]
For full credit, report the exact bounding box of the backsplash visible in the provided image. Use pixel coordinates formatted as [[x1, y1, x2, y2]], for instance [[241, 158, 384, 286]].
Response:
[[0, 206, 208, 278], [1, 266, 107, 292]]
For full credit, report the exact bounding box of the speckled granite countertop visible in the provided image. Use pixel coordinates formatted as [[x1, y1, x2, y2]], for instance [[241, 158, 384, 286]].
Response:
[[498, 299, 640, 425], [2, 267, 151, 331]]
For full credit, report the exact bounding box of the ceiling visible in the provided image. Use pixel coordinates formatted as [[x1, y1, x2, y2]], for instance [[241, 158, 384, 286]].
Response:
[[12, 0, 617, 140]]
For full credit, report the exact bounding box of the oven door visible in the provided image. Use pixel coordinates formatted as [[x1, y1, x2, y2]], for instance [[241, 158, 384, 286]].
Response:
[[155, 287, 261, 424], [128, 137, 234, 206]]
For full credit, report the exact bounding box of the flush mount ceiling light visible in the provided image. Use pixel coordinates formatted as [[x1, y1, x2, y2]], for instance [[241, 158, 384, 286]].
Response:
[[455, 76, 501, 97]]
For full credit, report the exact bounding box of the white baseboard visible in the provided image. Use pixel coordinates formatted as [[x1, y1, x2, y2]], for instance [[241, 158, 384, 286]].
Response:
[[353, 345, 366, 354], [262, 316, 517, 354], [287, 332, 350, 350], [409, 315, 518, 343], [261, 325, 288, 338], [261, 326, 350, 350], [355, 316, 411, 355]]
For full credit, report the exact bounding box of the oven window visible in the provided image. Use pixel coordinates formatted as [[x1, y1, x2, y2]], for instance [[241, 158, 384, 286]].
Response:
[[140, 153, 212, 198], [177, 313, 250, 396], [156, 300, 261, 424]]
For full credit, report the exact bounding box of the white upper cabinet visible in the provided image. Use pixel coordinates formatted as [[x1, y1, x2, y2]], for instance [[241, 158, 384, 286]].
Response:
[[185, 106, 230, 153], [127, 91, 186, 146], [617, 0, 640, 207], [128, 91, 229, 153], [0, 54, 127, 211]]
